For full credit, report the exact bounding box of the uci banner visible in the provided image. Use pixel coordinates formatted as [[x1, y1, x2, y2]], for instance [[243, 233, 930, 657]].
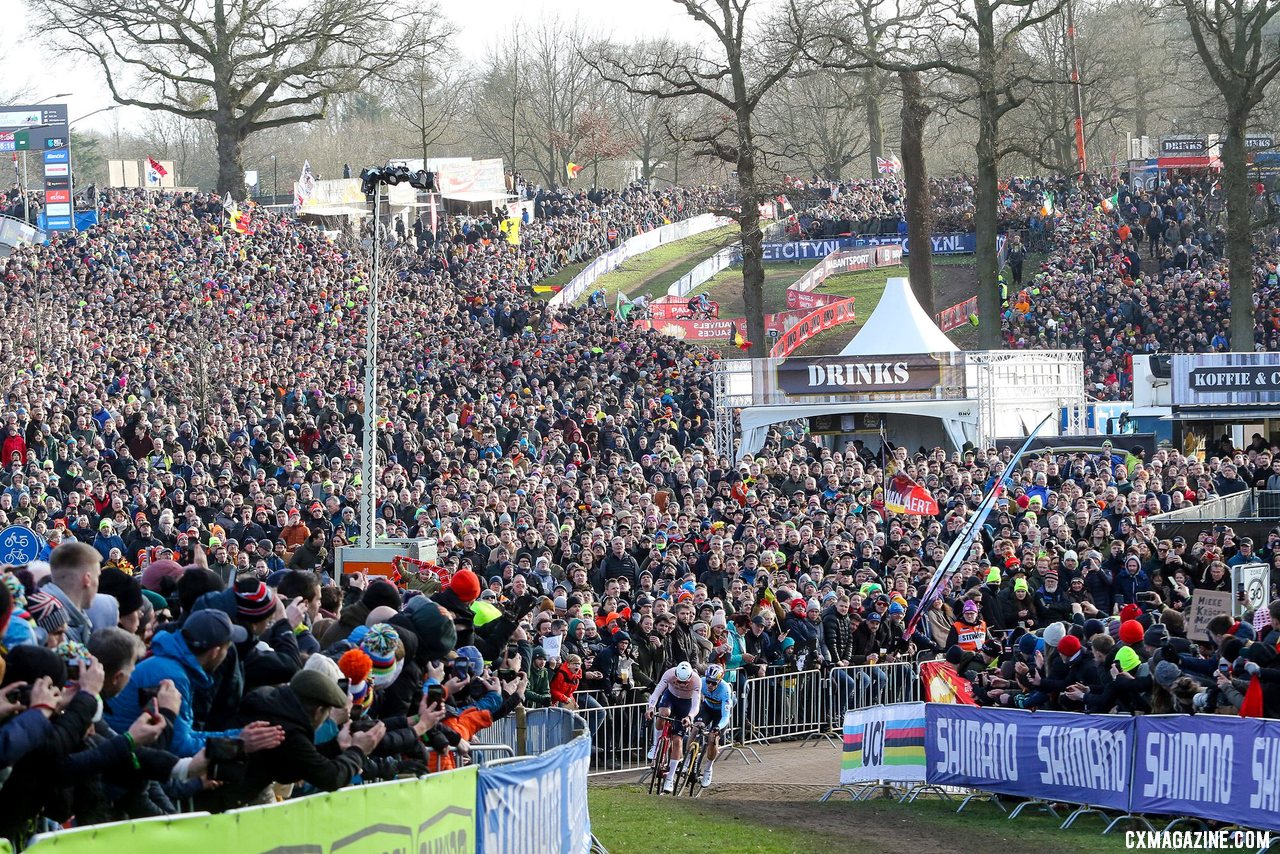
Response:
[[478, 734, 592, 854], [1132, 713, 1280, 832], [842, 702, 927, 785], [924, 704, 1132, 811]]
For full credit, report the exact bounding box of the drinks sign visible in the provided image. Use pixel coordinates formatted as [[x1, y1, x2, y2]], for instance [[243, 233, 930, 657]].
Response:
[[775, 354, 942, 396]]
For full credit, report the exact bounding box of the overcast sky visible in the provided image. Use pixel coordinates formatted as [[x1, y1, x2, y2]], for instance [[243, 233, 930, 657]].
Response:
[[0, 0, 712, 133]]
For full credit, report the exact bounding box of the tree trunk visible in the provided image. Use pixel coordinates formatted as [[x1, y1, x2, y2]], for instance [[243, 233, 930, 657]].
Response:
[[899, 70, 935, 317], [738, 145, 767, 358], [1223, 115, 1254, 351], [974, 102, 1001, 348], [215, 125, 245, 195], [1133, 82, 1148, 139], [864, 72, 884, 177], [974, 0, 1001, 348]]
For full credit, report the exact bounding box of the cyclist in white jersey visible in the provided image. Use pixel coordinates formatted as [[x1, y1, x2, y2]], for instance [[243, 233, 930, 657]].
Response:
[[646, 661, 701, 793]]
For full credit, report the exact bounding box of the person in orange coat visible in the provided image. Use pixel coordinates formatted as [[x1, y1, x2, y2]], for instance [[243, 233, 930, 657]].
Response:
[[550, 654, 582, 707]]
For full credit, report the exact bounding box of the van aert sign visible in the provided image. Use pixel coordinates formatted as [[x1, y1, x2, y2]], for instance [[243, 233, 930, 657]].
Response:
[[775, 354, 942, 395]]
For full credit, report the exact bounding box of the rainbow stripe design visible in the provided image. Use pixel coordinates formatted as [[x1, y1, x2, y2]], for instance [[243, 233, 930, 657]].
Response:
[[842, 715, 926, 769]]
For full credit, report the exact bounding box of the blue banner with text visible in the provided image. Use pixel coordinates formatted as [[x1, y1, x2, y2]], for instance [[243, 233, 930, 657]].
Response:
[[924, 704, 1133, 810]]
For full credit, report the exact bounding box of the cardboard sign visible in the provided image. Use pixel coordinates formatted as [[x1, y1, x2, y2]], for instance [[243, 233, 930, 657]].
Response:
[[1186, 589, 1233, 642]]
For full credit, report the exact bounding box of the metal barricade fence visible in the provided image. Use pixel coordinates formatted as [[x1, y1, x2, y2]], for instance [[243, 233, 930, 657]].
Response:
[[823, 661, 920, 730], [737, 668, 826, 745], [472, 707, 585, 761], [584, 698, 653, 777]]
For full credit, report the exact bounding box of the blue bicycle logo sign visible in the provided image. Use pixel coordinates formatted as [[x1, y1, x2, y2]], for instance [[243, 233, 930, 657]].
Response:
[[0, 525, 42, 566]]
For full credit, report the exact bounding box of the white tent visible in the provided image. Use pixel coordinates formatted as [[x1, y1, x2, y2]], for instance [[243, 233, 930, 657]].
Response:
[[839, 276, 958, 356]]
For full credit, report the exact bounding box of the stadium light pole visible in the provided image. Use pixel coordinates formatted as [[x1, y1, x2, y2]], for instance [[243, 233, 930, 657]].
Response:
[[356, 165, 435, 548]]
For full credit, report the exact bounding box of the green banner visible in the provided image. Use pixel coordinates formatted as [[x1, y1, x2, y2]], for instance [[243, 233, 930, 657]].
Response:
[[25, 766, 477, 854]]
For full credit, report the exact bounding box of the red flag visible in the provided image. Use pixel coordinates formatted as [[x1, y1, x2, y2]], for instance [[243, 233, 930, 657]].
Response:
[[885, 472, 940, 516], [919, 661, 977, 705], [146, 157, 168, 178]]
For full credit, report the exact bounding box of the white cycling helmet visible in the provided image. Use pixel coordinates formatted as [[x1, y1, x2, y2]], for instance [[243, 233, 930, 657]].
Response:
[[706, 664, 725, 683], [675, 661, 695, 682]]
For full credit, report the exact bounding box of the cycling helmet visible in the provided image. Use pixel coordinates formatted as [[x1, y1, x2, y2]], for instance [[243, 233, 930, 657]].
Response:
[[675, 661, 695, 682], [705, 664, 725, 683]]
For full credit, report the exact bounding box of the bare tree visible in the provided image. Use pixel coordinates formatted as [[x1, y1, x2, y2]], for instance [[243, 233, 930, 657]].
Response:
[[590, 0, 803, 357], [822, 0, 1066, 347], [471, 31, 530, 173], [32, 0, 450, 192], [761, 69, 868, 179], [524, 20, 601, 187], [1176, 0, 1280, 350], [390, 54, 470, 167], [900, 70, 936, 314]]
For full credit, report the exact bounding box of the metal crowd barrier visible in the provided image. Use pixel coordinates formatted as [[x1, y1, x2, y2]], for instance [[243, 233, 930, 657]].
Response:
[[583, 698, 653, 777], [471, 707, 586, 762]]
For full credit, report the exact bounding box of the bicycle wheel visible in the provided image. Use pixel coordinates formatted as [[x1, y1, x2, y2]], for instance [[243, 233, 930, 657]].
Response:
[[647, 734, 669, 795], [673, 739, 699, 797], [683, 740, 704, 798]]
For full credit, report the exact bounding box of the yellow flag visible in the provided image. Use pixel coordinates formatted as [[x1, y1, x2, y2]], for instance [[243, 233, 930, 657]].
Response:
[[500, 217, 520, 245]]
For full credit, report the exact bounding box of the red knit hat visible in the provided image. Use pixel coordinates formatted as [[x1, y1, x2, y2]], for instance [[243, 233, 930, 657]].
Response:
[[1057, 634, 1082, 658], [1120, 603, 1141, 622], [449, 569, 481, 604], [1119, 619, 1145, 646]]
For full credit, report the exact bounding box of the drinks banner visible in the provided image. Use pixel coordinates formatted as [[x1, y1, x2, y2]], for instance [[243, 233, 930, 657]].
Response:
[[1131, 714, 1280, 832], [924, 704, 1132, 810], [841, 702, 927, 785], [478, 735, 592, 854]]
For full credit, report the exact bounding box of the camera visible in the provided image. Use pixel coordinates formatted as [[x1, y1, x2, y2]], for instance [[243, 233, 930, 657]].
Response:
[[205, 736, 247, 783], [6, 684, 31, 707], [497, 669, 518, 682]]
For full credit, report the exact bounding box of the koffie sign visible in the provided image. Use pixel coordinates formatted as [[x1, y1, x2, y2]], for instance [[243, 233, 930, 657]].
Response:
[[776, 354, 942, 395], [1172, 354, 1280, 404], [1187, 367, 1280, 393]]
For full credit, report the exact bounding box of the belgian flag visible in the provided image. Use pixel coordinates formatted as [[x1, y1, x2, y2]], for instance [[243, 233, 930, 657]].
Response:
[[729, 322, 750, 351]]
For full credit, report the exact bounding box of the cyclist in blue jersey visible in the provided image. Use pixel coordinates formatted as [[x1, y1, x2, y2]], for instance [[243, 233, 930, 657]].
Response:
[[693, 664, 733, 787]]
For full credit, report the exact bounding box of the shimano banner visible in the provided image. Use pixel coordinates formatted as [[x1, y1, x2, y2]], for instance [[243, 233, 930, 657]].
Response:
[[478, 735, 592, 854], [762, 233, 977, 261], [1132, 714, 1280, 832], [924, 705, 1132, 810]]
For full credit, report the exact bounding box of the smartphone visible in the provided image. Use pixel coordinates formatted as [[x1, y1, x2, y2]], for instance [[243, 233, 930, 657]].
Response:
[[425, 683, 446, 706], [497, 668, 518, 682], [137, 685, 160, 709], [65, 657, 82, 681], [1219, 663, 1231, 674]]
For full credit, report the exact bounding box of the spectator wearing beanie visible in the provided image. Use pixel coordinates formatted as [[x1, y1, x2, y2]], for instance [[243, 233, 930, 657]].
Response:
[[97, 566, 146, 634], [318, 579, 399, 648], [233, 578, 303, 690], [26, 591, 67, 648]]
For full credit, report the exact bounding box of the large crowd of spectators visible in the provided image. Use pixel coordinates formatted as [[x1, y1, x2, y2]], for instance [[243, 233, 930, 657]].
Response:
[[1, 173, 1279, 848], [996, 175, 1280, 399]]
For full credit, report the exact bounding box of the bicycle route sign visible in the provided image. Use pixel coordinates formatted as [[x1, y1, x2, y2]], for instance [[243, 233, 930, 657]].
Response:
[[0, 525, 42, 565]]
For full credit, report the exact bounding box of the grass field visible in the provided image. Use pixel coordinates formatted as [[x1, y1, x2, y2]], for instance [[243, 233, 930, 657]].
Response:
[[687, 256, 977, 356], [589, 785, 1132, 854], [570, 225, 740, 305]]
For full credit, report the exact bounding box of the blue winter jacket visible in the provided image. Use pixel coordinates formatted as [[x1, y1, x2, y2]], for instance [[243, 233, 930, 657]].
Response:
[[104, 628, 238, 757]]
